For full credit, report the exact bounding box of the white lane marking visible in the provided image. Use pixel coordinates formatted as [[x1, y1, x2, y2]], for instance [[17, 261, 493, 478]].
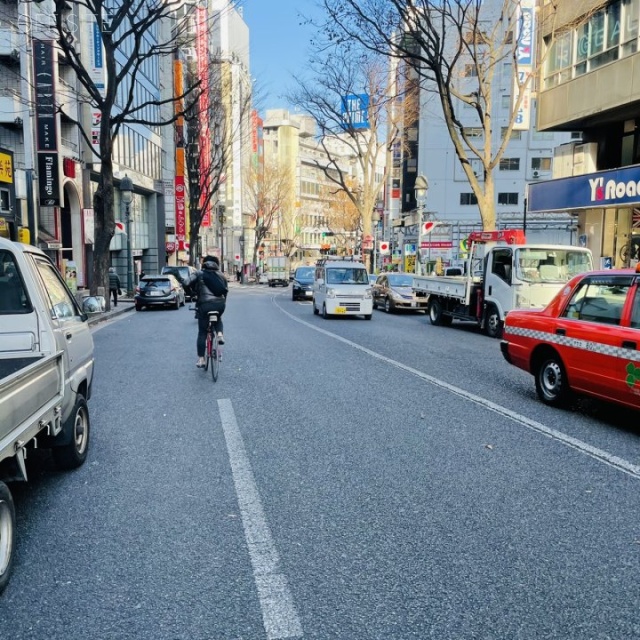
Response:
[[218, 399, 303, 640], [277, 305, 640, 481]]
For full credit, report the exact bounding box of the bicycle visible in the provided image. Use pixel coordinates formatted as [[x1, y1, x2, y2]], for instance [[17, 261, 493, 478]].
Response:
[[204, 311, 222, 382]]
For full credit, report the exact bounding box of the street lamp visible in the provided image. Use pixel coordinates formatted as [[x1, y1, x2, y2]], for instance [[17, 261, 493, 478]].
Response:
[[119, 175, 134, 294], [371, 209, 381, 274], [217, 204, 226, 273], [414, 174, 429, 275]]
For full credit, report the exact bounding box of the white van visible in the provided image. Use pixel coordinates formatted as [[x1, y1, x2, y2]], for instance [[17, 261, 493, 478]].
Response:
[[312, 256, 373, 320]]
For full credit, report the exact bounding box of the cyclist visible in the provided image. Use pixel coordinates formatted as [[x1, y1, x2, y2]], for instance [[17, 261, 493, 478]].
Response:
[[195, 255, 228, 368]]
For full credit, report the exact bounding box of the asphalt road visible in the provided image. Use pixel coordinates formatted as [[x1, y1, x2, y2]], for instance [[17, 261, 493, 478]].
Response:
[[1, 284, 639, 639]]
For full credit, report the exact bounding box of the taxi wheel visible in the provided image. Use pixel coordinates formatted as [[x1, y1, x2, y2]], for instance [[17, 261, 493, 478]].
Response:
[[535, 353, 571, 407]]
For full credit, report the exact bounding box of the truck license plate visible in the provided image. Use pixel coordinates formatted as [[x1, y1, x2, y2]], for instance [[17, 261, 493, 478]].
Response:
[[335, 307, 346, 313]]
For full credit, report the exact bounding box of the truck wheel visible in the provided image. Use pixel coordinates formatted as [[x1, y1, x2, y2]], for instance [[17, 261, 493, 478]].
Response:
[[52, 395, 90, 470], [484, 305, 503, 338], [535, 352, 571, 407], [428, 298, 444, 325], [0, 482, 15, 594]]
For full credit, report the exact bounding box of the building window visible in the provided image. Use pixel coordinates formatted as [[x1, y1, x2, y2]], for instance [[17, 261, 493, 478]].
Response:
[[463, 127, 483, 138], [501, 127, 521, 140], [501, 94, 511, 109], [0, 188, 10, 213], [498, 192, 519, 205], [464, 64, 478, 77], [531, 157, 552, 171], [499, 158, 520, 171], [460, 193, 478, 205]]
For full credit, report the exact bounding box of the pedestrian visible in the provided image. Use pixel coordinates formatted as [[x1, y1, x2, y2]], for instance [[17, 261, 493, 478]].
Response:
[[195, 256, 228, 368], [236, 267, 241, 282], [108, 267, 122, 307]]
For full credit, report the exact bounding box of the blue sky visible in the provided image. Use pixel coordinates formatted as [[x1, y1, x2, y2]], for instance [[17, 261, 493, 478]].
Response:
[[242, 0, 320, 111]]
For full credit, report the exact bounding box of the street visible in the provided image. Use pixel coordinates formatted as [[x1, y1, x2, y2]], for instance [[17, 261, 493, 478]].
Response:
[[1, 284, 639, 640]]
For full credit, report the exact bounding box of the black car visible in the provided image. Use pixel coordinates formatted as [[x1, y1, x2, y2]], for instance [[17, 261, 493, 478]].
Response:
[[135, 275, 185, 311], [161, 265, 198, 300], [291, 266, 315, 301]]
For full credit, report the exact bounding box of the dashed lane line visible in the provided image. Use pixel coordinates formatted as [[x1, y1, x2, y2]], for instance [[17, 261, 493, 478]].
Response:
[[218, 398, 303, 640]]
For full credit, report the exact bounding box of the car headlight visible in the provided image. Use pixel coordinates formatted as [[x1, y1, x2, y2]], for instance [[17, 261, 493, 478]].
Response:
[[390, 290, 404, 301], [364, 288, 372, 299], [327, 288, 336, 298]]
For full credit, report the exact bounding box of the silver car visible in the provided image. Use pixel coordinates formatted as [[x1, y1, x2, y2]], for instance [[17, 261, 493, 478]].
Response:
[[372, 273, 429, 313]]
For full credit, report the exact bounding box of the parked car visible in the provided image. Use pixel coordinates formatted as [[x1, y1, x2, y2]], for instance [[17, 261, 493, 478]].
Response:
[[161, 265, 198, 300], [368, 274, 378, 285], [292, 266, 315, 300], [501, 265, 640, 411], [135, 275, 185, 311], [372, 272, 429, 313]]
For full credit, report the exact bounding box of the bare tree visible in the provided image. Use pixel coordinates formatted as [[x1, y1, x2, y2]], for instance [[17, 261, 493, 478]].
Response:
[[50, 0, 203, 301], [317, 0, 597, 231], [243, 158, 293, 267], [290, 46, 414, 253], [323, 182, 362, 253]]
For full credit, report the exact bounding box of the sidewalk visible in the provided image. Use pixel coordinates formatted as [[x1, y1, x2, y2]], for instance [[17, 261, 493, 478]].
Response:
[[87, 298, 135, 327]]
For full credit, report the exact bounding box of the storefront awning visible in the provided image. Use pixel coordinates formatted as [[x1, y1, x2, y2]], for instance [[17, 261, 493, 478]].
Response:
[[37, 228, 62, 249]]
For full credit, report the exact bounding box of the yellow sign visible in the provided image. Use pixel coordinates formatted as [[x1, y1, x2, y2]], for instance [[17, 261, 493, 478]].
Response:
[[0, 152, 13, 184]]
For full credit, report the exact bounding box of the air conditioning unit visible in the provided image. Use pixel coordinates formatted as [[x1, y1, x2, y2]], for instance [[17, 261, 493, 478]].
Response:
[[573, 142, 597, 176]]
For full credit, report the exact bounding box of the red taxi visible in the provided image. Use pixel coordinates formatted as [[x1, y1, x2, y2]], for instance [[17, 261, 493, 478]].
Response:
[[500, 264, 640, 410]]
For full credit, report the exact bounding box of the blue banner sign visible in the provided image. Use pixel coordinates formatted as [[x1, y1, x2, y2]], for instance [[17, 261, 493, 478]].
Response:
[[528, 165, 640, 212], [341, 94, 369, 130]]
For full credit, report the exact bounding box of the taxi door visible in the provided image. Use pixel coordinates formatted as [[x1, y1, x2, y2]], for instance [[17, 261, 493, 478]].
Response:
[[557, 275, 636, 404]]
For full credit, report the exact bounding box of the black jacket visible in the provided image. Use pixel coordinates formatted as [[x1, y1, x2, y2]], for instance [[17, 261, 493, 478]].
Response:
[[196, 267, 228, 305]]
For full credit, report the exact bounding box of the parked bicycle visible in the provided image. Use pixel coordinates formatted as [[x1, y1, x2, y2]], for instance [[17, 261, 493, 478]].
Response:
[[204, 310, 222, 382]]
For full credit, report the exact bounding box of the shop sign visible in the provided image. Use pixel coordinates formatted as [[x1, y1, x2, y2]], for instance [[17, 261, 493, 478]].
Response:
[[528, 165, 640, 213], [166, 241, 176, 253]]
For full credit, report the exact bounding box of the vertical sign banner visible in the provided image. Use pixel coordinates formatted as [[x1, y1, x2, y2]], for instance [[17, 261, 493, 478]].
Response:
[[90, 21, 105, 93], [197, 6, 211, 228], [513, 0, 534, 131], [175, 174, 186, 249], [33, 39, 60, 206]]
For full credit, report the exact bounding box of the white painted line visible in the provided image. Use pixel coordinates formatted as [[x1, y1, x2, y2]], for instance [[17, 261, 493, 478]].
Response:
[[218, 399, 303, 640], [277, 304, 640, 481]]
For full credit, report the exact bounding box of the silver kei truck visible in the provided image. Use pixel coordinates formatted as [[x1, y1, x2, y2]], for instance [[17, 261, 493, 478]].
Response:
[[0, 237, 94, 593]]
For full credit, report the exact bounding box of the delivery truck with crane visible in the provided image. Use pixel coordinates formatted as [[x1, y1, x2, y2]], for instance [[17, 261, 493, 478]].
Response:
[[412, 229, 594, 338]]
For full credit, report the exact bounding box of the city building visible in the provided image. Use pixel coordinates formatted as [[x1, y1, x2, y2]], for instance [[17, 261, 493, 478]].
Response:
[[531, 0, 640, 268]]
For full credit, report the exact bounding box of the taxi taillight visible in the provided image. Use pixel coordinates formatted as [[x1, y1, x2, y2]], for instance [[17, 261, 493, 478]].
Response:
[[636, 262, 640, 273]]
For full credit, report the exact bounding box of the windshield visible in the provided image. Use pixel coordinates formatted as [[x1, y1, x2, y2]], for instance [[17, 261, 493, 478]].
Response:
[[388, 274, 414, 287], [326, 268, 369, 284], [514, 248, 592, 283], [295, 267, 314, 279]]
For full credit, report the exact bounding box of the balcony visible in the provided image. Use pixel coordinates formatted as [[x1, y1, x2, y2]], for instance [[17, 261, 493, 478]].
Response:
[[0, 26, 20, 61], [0, 89, 22, 124]]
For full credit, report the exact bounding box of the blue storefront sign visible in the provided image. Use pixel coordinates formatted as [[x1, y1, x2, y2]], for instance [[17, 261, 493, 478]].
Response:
[[528, 164, 640, 212], [340, 94, 369, 130]]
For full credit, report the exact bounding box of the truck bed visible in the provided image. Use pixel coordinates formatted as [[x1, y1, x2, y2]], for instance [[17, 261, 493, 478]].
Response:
[[413, 274, 480, 300], [0, 352, 64, 463]]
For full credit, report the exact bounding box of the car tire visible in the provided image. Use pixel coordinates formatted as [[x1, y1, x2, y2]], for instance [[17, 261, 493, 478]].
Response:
[[313, 299, 319, 315], [0, 482, 15, 595], [52, 394, 90, 470], [384, 297, 393, 313], [372, 298, 377, 310], [174, 297, 180, 310], [135, 303, 143, 311], [535, 351, 571, 407], [484, 304, 502, 338], [428, 298, 445, 326], [292, 290, 297, 301], [323, 303, 330, 319]]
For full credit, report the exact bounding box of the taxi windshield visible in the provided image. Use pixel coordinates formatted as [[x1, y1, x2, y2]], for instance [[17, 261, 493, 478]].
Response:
[[514, 248, 592, 283]]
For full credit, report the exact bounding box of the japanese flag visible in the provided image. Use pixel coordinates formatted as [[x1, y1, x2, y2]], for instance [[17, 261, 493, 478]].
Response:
[[378, 241, 390, 255], [114, 221, 126, 235]]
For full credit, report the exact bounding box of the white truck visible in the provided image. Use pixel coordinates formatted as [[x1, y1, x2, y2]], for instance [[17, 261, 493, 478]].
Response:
[[0, 237, 95, 592], [266, 256, 290, 287], [412, 230, 594, 338]]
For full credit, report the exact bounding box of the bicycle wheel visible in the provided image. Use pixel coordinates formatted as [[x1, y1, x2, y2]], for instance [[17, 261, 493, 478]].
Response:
[[204, 331, 212, 372], [211, 333, 220, 382]]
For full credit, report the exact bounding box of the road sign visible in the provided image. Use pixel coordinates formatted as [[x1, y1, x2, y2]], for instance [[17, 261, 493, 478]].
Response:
[[379, 241, 390, 254]]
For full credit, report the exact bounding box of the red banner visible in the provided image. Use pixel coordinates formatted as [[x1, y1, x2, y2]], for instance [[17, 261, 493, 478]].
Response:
[[175, 176, 186, 248]]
